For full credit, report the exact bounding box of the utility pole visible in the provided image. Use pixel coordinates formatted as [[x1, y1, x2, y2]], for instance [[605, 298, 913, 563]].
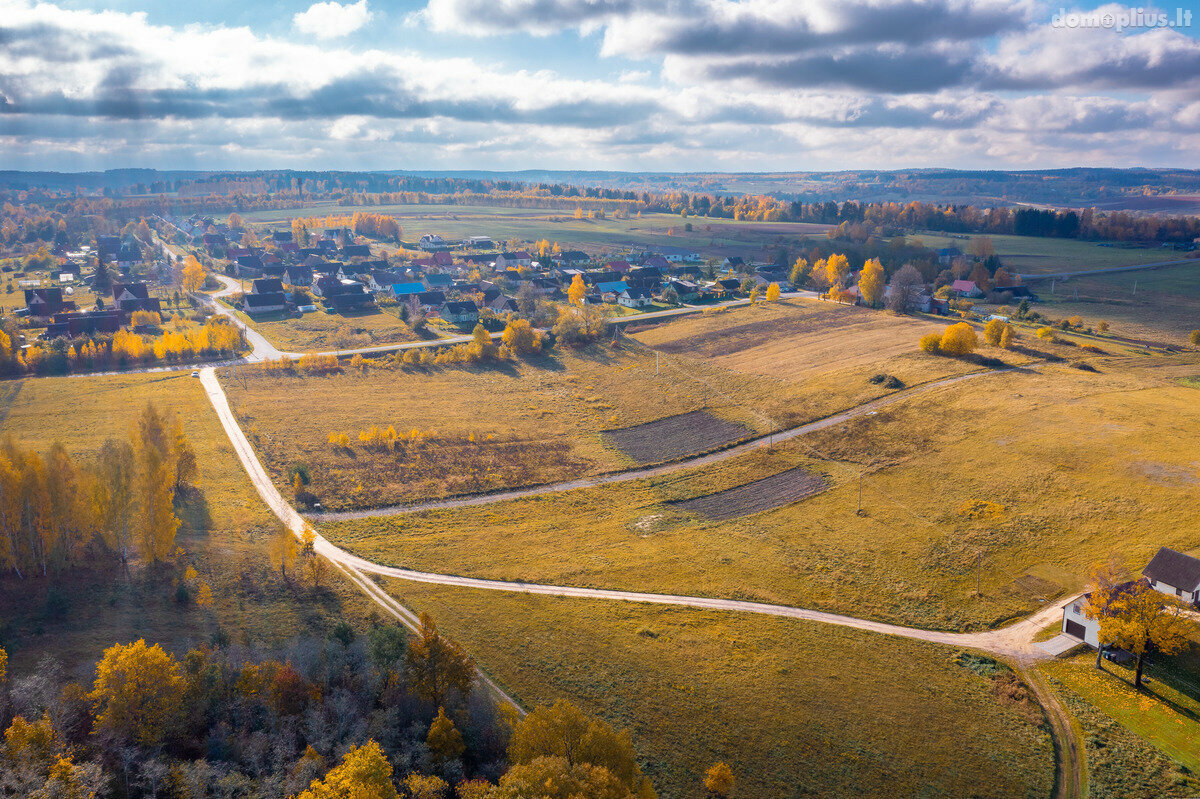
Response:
[[656, 351, 659, 376], [976, 550, 984, 596], [857, 472, 863, 514]]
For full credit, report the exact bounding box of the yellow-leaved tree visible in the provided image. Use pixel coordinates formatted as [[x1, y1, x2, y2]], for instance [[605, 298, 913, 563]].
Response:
[[405, 613, 475, 707], [765, 283, 781, 302], [297, 740, 398, 799], [1097, 582, 1195, 688], [426, 707, 466, 763], [983, 318, 1007, 346], [132, 404, 179, 563], [89, 639, 185, 747], [938, 322, 978, 356], [857, 258, 885, 307], [507, 700, 656, 799], [824, 253, 850, 286], [568, 274, 587, 306], [704, 762, 735, 797], [182, 255, 206, 294]]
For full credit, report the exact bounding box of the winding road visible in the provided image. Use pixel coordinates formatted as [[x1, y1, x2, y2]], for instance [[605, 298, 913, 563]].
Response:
[[200, 365, 1073, 664]]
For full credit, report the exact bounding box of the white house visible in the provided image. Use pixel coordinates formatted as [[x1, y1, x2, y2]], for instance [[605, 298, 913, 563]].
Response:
[[419, 234, 447, 250], [1061, 596, 1101, 648], [618, 287, 653, 308], [1143, 547, 1200, 605]]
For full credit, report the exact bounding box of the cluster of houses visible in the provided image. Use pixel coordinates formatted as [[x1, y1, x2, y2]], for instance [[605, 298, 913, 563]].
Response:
[[168, 212, 768, 324], [1061, 546, 1200, 650], [26, 280, 163, 338]]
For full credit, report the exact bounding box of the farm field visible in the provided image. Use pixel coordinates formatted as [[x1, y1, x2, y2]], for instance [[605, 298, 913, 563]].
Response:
[[1029, 261, 1200, 342], [241, 203, 831, 261], [0, 373, 378, 673], [915, 232, 1182, 274], [386, 581, 1055, 799], [320, 355, 1200, 630], [224, 299, 1016, 510]]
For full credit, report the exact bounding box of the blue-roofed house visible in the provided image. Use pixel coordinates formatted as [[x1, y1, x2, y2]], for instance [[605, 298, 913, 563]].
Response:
[[391, 282, 425, 299], [596, 280, 629, 301]]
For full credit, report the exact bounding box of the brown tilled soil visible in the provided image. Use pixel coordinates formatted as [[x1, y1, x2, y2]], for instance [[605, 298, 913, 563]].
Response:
[[646, 304, 873, 359], [605, 410, 752, 464], [671, 466, 830, 521]]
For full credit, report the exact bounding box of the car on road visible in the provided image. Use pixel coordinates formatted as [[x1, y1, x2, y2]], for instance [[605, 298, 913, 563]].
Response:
[[191, 370, 200, 378]]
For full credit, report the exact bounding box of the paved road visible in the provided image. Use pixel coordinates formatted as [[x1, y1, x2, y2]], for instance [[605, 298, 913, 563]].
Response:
[[1017, 256, 1200, 282], [201, 365, 1071, 663], [312, 364, 1031, 522]]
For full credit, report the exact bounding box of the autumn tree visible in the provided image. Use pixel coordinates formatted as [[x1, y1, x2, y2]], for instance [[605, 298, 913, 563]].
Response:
[[297, 741, 398, 799], [764, 283, 781, 302], [939, 322, 978, 356], [299, 523, 328, 589], [823, 253, 850, 286], [268, 521, 298, 583], [427, 707, 466, 763], [1097, 582, 1195, 688], [182, 255, 206, 294], [1083, 559, 1132, 668], [704, 762, 734, 797], [89, 639, 185, 747], [789, 257, 810, 287], [493, 757, 636, 799], [405, 613, 475, 707], [886, 264, 925, 314], [94, 439, 136, 574], [171, 416, 197, 493], [857, 258, 885, 307], [1190, 329, 1200, 346], [508, 700, 655, 798], [501, 318, 542, 356], [968, 262, 992, 292], [568, 274, 587, 306], [999, 324, 1014, 349], [983, 318, 1008, 346], [132, 404, 179, 564], [228, 212, 243, 229], [0, 645, 6, 687]]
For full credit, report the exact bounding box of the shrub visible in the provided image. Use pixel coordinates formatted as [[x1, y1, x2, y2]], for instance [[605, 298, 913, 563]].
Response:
[[1036, 326, 1056, 342], [919, 332, 942, 354], [1190, 329, 1200, 346], [983, 318, 1006, 346], [939, 322, 978, 356], [883, 375, 904, 389]]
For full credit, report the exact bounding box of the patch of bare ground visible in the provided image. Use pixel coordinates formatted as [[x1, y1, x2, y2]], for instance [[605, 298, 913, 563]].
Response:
[[605, 410, 752, 464], [671, 465, 830, 521]]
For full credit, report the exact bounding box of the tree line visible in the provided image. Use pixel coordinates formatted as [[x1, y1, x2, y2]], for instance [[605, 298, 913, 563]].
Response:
[[0, 614, 668, 798], [0, 404, 195, 578]]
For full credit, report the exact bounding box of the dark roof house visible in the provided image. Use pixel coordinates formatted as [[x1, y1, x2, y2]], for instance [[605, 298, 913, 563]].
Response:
[[1144, 547, 1200, 603]]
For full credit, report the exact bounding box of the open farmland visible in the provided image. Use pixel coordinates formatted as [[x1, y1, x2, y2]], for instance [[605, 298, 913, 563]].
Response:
[[319, 355, 1200, 630], [387, 582, 1055, 799], [915, 232, 1181, 274], [230, 306, 428, 352], [240, 202, 831, 261], [226, 299, 1007, 509], [606, 410, 752, 464], [672, 465, 829, 521]]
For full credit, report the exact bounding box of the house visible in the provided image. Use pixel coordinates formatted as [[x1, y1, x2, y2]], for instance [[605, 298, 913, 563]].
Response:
[[938, 247, 963, 265], [606, 260, 632, 273], [714, 278, 742, 296], [595, 280, 629, 301], [433, 252, 454, 267], [489, 295, 519, 314], [618, 287, 653, 308], [236, 254, 264, 277], [271, 231, 293, 244], [415, 291, 446, 311], [506, 251, 533, 268], [284, 265, 314, 286], [441, 300, 480, 325], [43, 309, 122, 339], [391, 282, 425, 298], [1061, 579, 1148, 648], [24, 287, 77, 320], [559, 250, 590, 265], [665, 279, 700, 302], [116, 244, 142, 271], [424, 274, 454, 290], [1143, 547, 1200, 605], [113, 283, 161, 315], [721, 256, 744, 270], [244, 292, 287, 315], [657, 246, 700, 262], [341, 244, 371, 258], [251, 278, 284, 295], [465, 236, 493, 248], [320, 279, 373, 312], [419, 234, 448, 250], [950, 279, 983, 298]]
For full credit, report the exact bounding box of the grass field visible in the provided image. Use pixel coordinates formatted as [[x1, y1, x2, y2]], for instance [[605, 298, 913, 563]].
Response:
[[224, 300, 1003, 509], [320, 354, 1200, 631], [1043, 652, 1200, 778], [0, 373, 378, 674], [915, 233, 1182, 274], [231, 304, 427, 352], [240, 203, 831, 262], [386, 581, 1055, 799]]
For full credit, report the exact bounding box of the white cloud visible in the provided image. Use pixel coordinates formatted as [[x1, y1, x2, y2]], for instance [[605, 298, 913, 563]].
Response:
[[293, 0, 373, 39]]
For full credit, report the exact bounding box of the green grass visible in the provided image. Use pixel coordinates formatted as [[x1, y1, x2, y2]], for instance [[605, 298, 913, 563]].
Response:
[[914, 233, 1179, 274], [0, 373, 378, 673], [1043, 654, 1200, 778], [387, 581, 1054, 799]]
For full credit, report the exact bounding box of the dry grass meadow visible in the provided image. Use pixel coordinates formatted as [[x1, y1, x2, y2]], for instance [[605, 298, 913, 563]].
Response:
[[226, 299, 1028, 509], [387, 581, 1055, 799]]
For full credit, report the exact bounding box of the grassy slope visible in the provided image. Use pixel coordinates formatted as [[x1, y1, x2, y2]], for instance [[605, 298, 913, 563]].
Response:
[[0, 373, 378, 674], [322, 356, 1200, 630], [914, 233, 1180, 273], [388, 581, 1054, 799], [231, 305, 425, 352]]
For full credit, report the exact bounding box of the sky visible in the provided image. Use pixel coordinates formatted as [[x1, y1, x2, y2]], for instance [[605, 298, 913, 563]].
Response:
[[2, 0, 1200, 172]]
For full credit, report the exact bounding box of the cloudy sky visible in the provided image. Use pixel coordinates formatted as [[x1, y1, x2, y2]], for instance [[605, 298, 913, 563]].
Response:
[[2, 0, 1199, 171]]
